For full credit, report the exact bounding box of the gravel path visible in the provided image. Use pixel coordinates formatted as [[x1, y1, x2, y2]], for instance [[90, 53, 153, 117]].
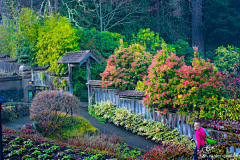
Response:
[[3, 102, 157, 150]]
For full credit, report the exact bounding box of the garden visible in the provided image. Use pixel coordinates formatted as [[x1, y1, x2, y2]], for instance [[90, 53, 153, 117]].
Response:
[[1, 0, 240, 159]]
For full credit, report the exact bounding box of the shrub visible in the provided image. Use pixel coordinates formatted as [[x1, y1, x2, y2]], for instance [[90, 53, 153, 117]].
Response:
[[48, 112, 99, 140], [143, 46, 226, 118], [214, 45, 240, 75], [73, 28, 125, 100], [171, 39, 194, 66], [77, 28, 126, 58], [131, 28, 161, 54], [100, 42, 152, 90], [30, 90, 80, 136], [2, 102, 31, 123], [143, 143, 194, 160], [35, 13, 79, 75], [142, 43, 184, 114], [173, 48, 226, 118], [70, 133, 125, 153], [212, 98, 240, 122]]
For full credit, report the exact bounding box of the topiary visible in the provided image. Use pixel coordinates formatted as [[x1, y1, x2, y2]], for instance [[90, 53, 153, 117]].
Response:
[[30, 90, 80, 137], [100, 41, 152, 90]]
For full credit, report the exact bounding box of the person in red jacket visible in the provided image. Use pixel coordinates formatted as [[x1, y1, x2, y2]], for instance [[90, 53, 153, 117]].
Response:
[[194, 122, 212, 160]]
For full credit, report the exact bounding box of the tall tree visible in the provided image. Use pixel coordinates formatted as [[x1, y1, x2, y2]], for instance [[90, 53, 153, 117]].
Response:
[[192, 0, 204, 58], [203, 0, 240, 49], [148, 0, 191, 44], [59, 0, 149, 31]]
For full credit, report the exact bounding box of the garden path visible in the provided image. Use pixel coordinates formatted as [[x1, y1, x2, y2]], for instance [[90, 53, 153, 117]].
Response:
[[74, 103, 156, 151], [3, 102, 156, 151]]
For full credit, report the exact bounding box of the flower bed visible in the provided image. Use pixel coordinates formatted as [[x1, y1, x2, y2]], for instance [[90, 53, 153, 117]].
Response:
[[207, 120, 240, 132], [89, 100, 195, 149], [3, 126, 145, 160]]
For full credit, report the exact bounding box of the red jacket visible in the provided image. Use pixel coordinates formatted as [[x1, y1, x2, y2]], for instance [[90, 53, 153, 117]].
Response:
[[195, 127, 206, 149]]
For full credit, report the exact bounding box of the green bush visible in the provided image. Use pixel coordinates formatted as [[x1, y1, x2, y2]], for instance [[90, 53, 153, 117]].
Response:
[[2, 102, 31, 124], [77, 28, 126, 58], [171, 39, 194, 66], [214, 45, 240, 74], [35, 13, 79, 75], [48, 112, 99, 140], [131, 28, 161, 54], [73, 28, 124, 99]]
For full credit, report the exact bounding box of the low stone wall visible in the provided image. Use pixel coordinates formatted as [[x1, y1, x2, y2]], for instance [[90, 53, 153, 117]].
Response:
[[0, 76, 24, 102], [0, 89, 24, 102]]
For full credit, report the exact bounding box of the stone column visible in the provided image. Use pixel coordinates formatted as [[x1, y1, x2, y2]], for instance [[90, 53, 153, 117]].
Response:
[[19, 64, 31, 103]]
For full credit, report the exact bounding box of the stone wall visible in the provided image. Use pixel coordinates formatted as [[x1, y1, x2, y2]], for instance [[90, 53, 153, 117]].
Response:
[[0, 76, 24, 102]]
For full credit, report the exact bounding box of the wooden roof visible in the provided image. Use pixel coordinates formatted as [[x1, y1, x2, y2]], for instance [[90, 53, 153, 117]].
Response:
[[57, 50, 101, 65], [34, 65, 50, 71], [0, 54, 10, 58], [0, 95, 7, 103], [86, 80, 102, 86], [4, 58, 18, 62], [116, 90, 145, 97], [87, 80, 146, 97]]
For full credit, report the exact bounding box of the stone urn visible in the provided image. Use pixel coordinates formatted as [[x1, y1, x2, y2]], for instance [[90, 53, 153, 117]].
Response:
[[19, 56, 31, 76]]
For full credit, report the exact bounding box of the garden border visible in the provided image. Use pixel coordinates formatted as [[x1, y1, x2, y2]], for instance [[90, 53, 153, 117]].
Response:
[[87, 80, 240, 155]]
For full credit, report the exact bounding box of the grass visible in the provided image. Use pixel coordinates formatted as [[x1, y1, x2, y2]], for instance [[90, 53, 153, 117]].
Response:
[[48, 112, 99, 140]]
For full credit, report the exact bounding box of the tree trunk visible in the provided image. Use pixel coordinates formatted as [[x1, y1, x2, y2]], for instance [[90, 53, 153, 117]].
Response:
[[156, 0, 160, 36], [192, 0, 205, 58], [99, 0, 103, 32], [55, 0, 58, 12]]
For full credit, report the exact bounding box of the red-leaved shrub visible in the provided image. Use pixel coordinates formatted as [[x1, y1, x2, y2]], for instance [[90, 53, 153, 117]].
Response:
[[30, 90, 80, 136], [143, 143, 194, 160], [143, 46, 226, 118], [100, 42, 152, 90], [142, 44, 184, 114]]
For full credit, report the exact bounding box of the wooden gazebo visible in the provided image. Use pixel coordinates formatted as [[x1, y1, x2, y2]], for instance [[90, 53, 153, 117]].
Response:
[[57, 50, 101, 97]]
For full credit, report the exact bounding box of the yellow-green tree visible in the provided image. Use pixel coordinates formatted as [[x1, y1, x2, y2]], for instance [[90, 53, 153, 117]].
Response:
[[35, 13, 80, 75], [15, 8, 40, 67]]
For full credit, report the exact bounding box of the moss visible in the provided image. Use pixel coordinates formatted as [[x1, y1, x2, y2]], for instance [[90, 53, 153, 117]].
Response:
[[48, 112, 99, 140]]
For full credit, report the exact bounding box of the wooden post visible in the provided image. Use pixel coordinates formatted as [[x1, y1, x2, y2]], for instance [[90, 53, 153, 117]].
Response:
[[87, 58, 91, 102], [0, 103, 3, 160], [68, 64, 73, 95]]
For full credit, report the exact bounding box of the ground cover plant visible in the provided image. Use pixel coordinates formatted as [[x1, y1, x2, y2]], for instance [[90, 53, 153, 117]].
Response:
[[89, 100, 195, 148], [2, 127, 116, 159], [3, 126, 146, 160], [47, 112, 99, 140]]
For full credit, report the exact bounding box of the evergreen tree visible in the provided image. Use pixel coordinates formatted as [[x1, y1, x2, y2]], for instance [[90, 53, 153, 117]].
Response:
[[203, 0, 240, 48]]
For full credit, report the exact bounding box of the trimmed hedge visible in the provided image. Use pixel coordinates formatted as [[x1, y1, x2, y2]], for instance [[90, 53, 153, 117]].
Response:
[[1, 102, 31, 124]]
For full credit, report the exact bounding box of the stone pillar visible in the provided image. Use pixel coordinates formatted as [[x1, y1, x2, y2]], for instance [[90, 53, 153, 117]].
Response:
[[19, 64, 31, 103]]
